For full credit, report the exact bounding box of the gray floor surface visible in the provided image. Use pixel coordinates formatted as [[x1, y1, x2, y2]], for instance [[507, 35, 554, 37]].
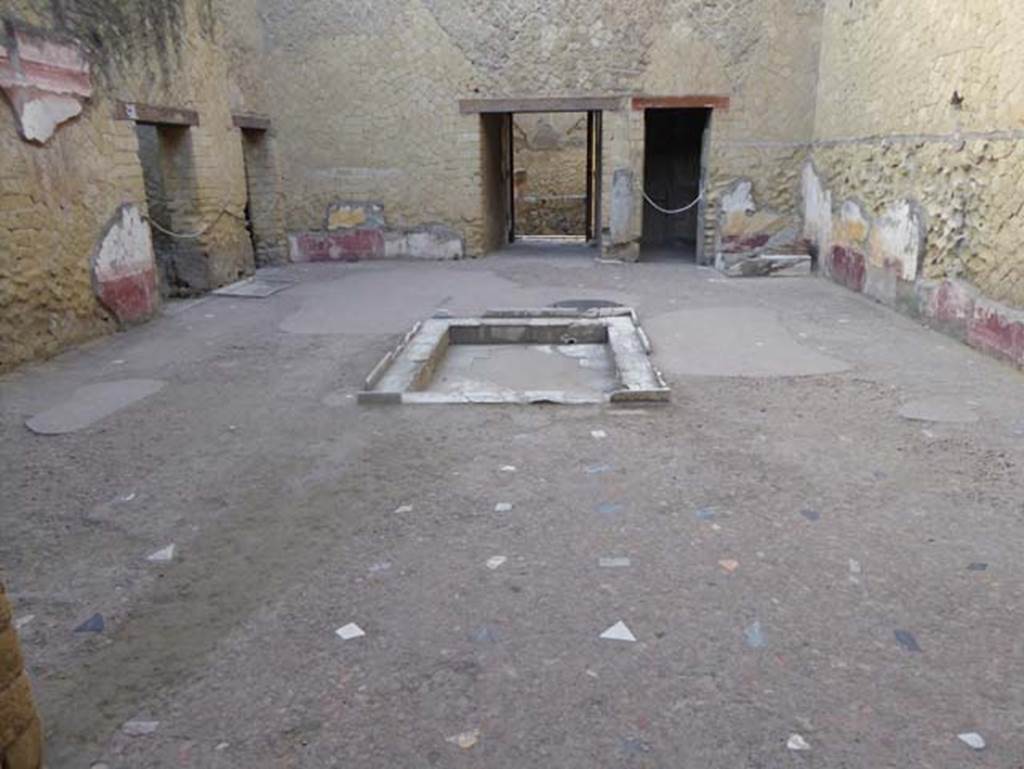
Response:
[[2, 251, 1023, 768]]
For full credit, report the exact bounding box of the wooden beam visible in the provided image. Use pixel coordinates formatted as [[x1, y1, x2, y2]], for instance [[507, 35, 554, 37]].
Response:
[[632, 95, 730, 111], [232, 113, 271, 131], [114, 101, 200, 126], [459, 96, 624, 114]]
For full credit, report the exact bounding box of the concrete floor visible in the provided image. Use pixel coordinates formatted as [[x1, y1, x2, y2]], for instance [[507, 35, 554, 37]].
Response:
[[3, 251, 1024, 768]]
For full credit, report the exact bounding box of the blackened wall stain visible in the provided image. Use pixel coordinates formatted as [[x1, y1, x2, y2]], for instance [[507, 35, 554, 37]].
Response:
[[5, 0, 215, 87]]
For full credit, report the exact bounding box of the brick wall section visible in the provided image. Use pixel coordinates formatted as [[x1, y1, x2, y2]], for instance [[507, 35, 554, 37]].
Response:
[[0, 583, 43, 769], [0, 0, 278, 371]]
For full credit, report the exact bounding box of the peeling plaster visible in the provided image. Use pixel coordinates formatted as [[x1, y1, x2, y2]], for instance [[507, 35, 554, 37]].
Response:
[[870, 201, 925, 282], [0, 28, 92, 144]]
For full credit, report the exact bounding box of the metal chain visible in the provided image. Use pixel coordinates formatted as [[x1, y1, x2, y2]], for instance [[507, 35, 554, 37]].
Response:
[[642, 189, 703, 216]]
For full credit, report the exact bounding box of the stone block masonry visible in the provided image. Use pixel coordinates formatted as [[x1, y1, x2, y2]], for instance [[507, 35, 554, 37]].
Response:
[[0, 583, 43, 769]]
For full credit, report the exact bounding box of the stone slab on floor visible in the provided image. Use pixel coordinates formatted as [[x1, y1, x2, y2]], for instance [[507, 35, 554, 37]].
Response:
[[24, 379, 166, 435], [212, 277, 294, 298], [646, 306, 850, 378]]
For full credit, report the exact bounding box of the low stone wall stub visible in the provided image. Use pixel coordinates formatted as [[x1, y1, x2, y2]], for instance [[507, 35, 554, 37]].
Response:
[[715, 179, 806, 272], [291, 202, 464, 262]]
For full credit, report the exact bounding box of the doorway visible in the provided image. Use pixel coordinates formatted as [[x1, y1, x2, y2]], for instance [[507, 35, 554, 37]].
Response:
[[512, 112, 589, 241], [474, 103, 604, 253], [134, 122, 203, 295], [641, 108, 710, 262]]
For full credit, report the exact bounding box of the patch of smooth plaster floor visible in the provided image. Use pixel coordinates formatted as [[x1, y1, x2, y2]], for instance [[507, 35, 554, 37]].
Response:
[[25, 379, 166, 435], [646, 307, 850, 378]]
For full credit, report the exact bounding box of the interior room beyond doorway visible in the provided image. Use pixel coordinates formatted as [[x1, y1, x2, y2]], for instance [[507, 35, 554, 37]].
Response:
[[641, 108, 710, 262]]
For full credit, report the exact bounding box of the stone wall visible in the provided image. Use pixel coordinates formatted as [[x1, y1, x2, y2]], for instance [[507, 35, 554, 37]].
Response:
[[240, 0, 826, 262], [0, 0, 281, 371], [803, 0, 1024, 368]]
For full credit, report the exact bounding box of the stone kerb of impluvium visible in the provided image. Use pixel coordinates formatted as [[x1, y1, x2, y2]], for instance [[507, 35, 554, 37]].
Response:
[[358, 308, 670, 405]]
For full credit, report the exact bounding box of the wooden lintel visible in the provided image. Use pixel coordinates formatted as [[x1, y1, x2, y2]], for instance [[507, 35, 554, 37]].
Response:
[[459, 96, 624, 114], [631, 95, 731, 111], [114, 101, 200, 126], [232, 113, 271, 131]]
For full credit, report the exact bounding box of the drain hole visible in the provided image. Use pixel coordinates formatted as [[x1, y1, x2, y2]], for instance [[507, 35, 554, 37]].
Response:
[[562, 336, 579, 345]]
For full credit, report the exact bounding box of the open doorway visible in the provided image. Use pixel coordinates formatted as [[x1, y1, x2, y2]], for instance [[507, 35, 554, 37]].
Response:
[[641, 108, 710, 262], [473, 102, 604, 253], [512, 113, 588, 241], [135, 122, 203, 295]]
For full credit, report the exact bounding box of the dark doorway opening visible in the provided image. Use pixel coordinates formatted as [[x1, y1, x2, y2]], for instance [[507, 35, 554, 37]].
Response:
[[239, 128, 279, 267], [641, 108, 710, 262], [135, 123, 203, 295]]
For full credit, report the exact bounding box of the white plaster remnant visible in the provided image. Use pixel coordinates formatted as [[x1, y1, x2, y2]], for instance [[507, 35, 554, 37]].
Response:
[[93, 206, 156, 285], [610, 169, 634, 244], [486, 556, 507, 570], [801, 162, 832, 256], [0, 30, 92, 144], [91, 205, 159, 324], [17, 93, 83, 142], [720, 180, 757, 215], [871, 200, 925, 282], [840, 200, 869, 240]]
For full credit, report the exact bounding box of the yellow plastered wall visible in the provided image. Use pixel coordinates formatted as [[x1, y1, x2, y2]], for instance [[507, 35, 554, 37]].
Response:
[[0, 0, 263, 371], [236, 0, 826, 258], [810, 0, 1024, 307]]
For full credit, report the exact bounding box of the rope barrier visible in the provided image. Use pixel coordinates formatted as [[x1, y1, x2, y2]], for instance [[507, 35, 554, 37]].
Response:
[[144, 206, 247, 240], [642, 189, 703, 216]]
